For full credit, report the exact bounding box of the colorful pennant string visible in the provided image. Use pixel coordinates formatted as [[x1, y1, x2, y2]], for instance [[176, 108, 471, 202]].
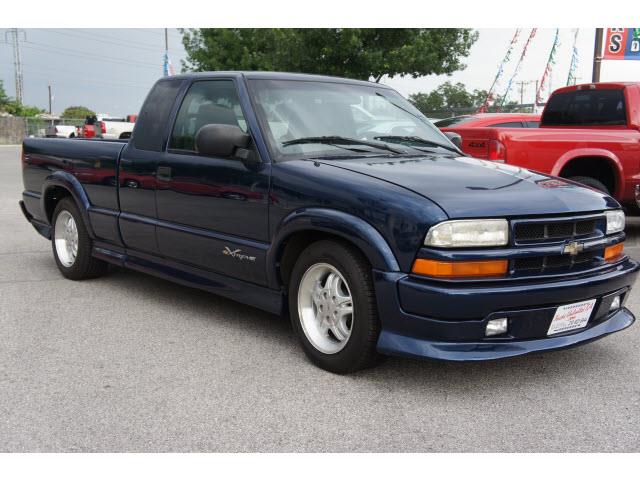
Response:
[[566, 29, 580, 86], [478, 29, 521, 113], [536, 28, 561, 105], [498, 28, 537, 108]]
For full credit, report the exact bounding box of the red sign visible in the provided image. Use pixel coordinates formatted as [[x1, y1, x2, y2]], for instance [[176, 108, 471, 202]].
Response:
[[603, 28, 640, 60]]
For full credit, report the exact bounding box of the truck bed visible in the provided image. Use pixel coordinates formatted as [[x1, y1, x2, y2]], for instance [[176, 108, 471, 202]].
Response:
[[21, 137, 126, 228]]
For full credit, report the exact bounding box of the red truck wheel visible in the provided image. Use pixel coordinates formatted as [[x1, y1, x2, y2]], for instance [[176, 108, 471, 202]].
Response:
[[568, 176, 610, 195]]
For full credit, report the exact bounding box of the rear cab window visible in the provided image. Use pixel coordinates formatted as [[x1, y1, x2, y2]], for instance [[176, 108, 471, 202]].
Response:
[[132, 79, 184, 151], [490, 121, 524, 128], [542, 88, 627, 126], [434, 116, 476, 128]]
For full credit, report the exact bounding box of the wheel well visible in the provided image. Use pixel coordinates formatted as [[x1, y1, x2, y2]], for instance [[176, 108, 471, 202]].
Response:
[[44, 186, 72, 222], [119, 132, 131, 139], [559, 157, 616, 194], [277, 230, 369, 288]]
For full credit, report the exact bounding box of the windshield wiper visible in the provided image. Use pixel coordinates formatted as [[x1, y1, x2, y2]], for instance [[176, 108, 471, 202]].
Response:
[[373, 135, 461, 154], [282, 135, 405, 154]]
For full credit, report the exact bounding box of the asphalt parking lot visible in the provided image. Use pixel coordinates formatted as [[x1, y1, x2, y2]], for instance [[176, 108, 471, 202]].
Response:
[[1, 144, 639, 452]]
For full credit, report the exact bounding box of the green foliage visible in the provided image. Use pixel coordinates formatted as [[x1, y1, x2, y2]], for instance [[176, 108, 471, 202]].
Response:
[[409, 82, 489, 114], [181, 28, 478, 81], [0, 80, 9, 108], [5, 103, 43, 117], [61, 106, 95, 119], [0, 80, 45, 117]]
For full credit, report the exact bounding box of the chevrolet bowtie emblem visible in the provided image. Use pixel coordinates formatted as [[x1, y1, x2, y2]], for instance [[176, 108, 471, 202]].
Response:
[[562, 241, 584, 256]]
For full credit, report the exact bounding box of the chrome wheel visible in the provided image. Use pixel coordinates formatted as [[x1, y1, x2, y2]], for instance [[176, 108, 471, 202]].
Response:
[[54, 210, 78, 267], [297, 263, 354, 354]]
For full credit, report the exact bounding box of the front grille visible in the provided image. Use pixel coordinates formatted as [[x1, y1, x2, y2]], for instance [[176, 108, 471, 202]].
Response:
[[514, 219, 597, 243], [513, 251, 595, 274]]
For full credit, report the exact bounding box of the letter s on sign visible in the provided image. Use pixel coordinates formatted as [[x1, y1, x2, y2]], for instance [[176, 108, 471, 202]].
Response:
[[609, 34, 623, 54]]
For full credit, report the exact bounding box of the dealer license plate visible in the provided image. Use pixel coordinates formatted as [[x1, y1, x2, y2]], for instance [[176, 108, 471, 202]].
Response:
[[547, 299, 597, 336]]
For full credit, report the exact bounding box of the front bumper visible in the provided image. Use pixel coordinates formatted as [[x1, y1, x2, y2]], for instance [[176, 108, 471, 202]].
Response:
[[374, 257, 639, 361]]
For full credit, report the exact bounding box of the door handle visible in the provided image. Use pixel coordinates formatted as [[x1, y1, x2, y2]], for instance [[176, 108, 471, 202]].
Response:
[[157, 165, 172, 181]]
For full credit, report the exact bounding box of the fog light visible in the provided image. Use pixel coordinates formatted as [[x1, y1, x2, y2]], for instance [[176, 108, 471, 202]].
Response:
[[610, 295, 621, 312], [486, 318, 508, 336]]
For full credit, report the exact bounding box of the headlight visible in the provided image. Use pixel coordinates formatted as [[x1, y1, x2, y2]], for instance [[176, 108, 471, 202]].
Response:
[[425, 219, 509, 248], [606, 210, 625, 234]]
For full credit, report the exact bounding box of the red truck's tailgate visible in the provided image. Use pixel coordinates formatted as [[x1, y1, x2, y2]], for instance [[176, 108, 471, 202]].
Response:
[[441, 127, 496, 159]]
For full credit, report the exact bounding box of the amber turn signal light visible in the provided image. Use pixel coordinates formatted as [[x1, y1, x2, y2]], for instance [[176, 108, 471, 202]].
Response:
[[412, 258, 508, 278], [604, 243, 624, 262]]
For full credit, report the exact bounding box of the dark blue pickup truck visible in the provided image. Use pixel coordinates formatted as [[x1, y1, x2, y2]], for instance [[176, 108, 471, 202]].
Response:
[[20, 72, 639, 373]]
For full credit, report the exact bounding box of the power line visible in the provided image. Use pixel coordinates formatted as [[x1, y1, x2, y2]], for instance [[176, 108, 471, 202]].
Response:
[[50, 28, 184, 54], [132, 28, 182, 39], [20, 67, 151, 90], [6, 62, 154, 89], [22, 41, 162, 70]]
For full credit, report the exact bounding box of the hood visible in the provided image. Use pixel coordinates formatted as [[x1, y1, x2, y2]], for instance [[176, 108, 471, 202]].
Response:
[[316, 155, 617, 218]]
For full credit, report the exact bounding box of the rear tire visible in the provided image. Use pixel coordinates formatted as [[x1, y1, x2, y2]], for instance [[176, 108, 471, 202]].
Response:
[[51, 198, 108, 280], [568, 176, 610, 195], [288, 240, 381, 374]]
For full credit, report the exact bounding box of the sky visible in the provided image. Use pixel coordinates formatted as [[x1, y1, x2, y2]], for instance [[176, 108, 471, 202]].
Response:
[[2, 28, 640, 117]]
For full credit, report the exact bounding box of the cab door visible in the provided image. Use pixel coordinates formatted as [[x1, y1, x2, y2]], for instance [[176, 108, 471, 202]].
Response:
[[155, 79, 270, 285], [118, 79, 184, 254]]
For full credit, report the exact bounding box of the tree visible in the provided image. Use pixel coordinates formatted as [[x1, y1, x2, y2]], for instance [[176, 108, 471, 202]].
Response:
[[181, 29, 478, 82], [1, 80, 45, 117], [61, 106, 95, 119], [409, 82, 489, 114], [5, 103, 43, 117], [0, 80, 9, 110]]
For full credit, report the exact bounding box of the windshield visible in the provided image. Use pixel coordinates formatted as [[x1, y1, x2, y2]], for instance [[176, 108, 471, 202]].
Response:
[[248, 79, 452, 160]]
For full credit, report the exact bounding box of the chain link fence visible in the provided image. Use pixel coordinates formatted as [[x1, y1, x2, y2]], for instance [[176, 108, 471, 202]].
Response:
[[25, 118, 85, 138], [421, 103, 538, 121]]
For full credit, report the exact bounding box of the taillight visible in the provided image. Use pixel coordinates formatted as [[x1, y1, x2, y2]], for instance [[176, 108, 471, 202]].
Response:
[[100, 121, 106, 134], [488, 139, 506, 162], [83, 125, 95, 138]]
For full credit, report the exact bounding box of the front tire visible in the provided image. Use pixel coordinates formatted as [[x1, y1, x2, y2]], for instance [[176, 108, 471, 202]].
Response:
[[52, 198, 108, 280], [288, 240, 380, 373]]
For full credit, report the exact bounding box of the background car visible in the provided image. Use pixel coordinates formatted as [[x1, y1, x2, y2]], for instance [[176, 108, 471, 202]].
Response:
[[435, 113, 541, 159], [435, 112, 541, 129]]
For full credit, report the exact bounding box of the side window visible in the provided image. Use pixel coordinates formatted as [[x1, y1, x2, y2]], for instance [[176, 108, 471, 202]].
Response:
[[169, 80, 247, 151], [490, 121, 524, 128], [526, 121, 540, 128]]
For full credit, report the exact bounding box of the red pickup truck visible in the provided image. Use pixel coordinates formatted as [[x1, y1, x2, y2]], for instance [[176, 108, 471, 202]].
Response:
[[441, 82, 640, 209]]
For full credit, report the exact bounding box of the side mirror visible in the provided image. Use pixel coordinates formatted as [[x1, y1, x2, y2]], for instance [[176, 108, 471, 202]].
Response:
[[195, 124, 252, 159], [443, 131, 463, 150]]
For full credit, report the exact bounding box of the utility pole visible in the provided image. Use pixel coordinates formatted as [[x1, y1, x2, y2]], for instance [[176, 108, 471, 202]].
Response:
[[592, 28, 604, 83], [5, 28, 26, 104], [48, 85, 52, 115], [165, 28, 168, 51], [516, 80, 536, 106]]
